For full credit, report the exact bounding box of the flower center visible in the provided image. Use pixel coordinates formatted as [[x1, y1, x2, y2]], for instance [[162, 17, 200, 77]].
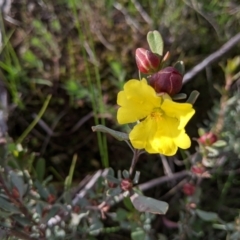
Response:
[[150, 108, 164, 121]]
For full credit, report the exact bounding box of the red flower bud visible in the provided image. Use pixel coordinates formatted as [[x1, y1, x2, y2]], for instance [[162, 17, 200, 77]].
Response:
[[182, 183, 196, 196], [120, 179, 133, 191], [198, 132, 218, 146], [135, 48, 161, 74], [191, 165, 206, 175], [149, 67, 183, 95]]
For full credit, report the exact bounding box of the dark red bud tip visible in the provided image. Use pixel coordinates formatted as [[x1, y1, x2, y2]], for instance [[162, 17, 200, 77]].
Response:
[[182, 183, 196, 196], [198, 132, 218, 146], [135, 48, 161, 74], [149, 66, 183, 95]]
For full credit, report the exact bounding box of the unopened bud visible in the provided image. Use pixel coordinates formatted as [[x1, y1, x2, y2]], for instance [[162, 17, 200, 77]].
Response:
[[135, 48, 161, 74], [191, 165, 206, 175], [198, 132, 217, 146], [120, 179, 133, 191], [149, 67, 183, 95], [182, 183, 196, 196]]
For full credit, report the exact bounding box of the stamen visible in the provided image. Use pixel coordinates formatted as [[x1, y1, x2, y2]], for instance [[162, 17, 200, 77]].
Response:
[[150, 108, 164, 120]]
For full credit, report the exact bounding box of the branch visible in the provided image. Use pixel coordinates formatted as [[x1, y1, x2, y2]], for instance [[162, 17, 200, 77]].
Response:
[[108, 170, 190, 207], [183, 32, 240, 84], [138, 170, 190, 191]]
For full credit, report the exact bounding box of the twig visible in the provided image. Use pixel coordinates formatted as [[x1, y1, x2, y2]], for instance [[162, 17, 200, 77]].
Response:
[[68, 111, 94, 134], [160, 178, 188, 200], [72, 169, 109, 206], [183, 32, 240, 84], [113, 2, 143, 33], [130, 0, 153, 25], [160, 154, 173, 176], [138, 170, 190, 192], [108, 170, 190, 207], [47, 169, 110, 228], [129, 149, 142, 178]]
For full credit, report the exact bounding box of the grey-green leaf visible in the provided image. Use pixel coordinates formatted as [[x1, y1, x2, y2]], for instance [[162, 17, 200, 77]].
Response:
[[130, 194, 169, 215], [106, 187, 122, 197], [174, 61, 185, 75], [131, 228, 146, 240], [10, 171, 25, 199], [196, 209, 219, 222], [35, 158, 46, 182], [205, 146, 219, 157], [186, 90, 200, 104], [212, 140, 227, 147], [133, 171, 140, 184], [92, 125, 129, 141], [106, 175, 121, 184], [34, 180, 49, 199], [147, 30, 164, 56], [0, 197, 20, 213], [172, 93, 187, 100], [122, 170, 130, 179]]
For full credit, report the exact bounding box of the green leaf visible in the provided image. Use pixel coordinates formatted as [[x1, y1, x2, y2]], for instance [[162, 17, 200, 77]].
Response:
[[186, 90, 199, 104], [31, 78, 53, 86], [35, 158, 46, 182], [133, 171, 140, 184], [106, 175, 121, 184], [172, 93, 187, 100], [157, 234, 168, 240], [9, 171, 25, 199], [130, 194, 169, 214], [213, 223, 234, 231], [205, 146, 219, 157], [174, 61, 185, 75], [196, 209, 219, 222], [92, 125, 129, 141], [106, 187, 122, 197], [122, 170, 130, 179], [64, 154, 77, 190], [0, 197, 20, 213], [34, 180, 49, 199], [89, 219, 104, 236], [0, 208, 17, 218], [123, 197, 134, 211], [13, 215, 32, 226], [198, 128, 206, 137], [116, 208, 128, 221], [131, 228, 146, 240], [107, 168, 115, 176], [212, 140, 227, 147], [147, 30, 164, 56]]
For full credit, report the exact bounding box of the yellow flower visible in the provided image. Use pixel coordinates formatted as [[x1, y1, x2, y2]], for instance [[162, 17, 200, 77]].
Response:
[[117, 79, 195, 156]]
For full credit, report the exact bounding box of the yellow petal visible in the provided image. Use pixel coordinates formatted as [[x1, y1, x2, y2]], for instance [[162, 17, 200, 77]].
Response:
[[150, 136, 178, 156], [174, 130, 191, 149], [161, 99, 195, 129], [149, 116, 179, 155], [117, 79, 161, 124], [129, 116, 157, 150], [129, 113, 192, 156]]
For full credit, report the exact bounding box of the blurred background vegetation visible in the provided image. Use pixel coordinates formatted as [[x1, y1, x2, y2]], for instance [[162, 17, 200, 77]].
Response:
[[0, 0, 240, 239]]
